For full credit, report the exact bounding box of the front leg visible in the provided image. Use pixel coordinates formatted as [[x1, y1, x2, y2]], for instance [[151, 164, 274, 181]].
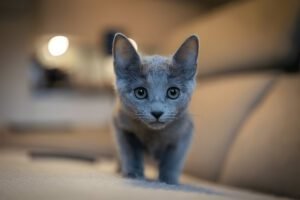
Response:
[[114, 125, 144, 179], [158, 131, 193, 184]]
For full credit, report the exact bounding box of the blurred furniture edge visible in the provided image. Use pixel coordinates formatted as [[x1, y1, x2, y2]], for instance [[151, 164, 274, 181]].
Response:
[[0, 125, 116, 159], [162, 0, 300, 76], [0, 150, 288, 200], [162, 0, 300, 198]]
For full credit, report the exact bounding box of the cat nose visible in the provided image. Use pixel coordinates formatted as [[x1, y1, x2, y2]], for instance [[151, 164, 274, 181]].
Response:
[[151, 111, 163, 119]]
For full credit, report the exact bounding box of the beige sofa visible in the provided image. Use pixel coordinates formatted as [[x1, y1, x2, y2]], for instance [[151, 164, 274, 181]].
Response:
[[162, 0, 300, 198]]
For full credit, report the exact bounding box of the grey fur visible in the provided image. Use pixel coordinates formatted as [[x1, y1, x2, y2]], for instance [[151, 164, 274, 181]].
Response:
[[112, 33, 199, 184]]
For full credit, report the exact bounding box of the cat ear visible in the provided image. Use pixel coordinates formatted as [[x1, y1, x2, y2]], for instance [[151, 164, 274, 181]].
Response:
[[172, 35, 199, 78], [112, 33, 141, 77]]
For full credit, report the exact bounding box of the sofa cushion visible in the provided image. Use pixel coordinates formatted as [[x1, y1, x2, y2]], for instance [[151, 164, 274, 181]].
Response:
[[0, 149, 290, 200], [219, 74, 300, 199], [185, 72, 277, 181], [162, 0, 300, 75]]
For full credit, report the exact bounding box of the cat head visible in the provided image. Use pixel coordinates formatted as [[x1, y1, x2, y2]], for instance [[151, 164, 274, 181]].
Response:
[[113, 33, 199, 130]]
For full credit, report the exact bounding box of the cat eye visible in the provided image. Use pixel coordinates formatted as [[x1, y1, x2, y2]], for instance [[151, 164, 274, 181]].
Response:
[[167, 87, 180, 99], [134, 87, 148, 99]]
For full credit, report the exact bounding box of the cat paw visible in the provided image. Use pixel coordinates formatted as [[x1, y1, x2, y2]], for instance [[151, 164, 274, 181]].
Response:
[[159, 176, 179, 185], [123, 172, 144, 180]]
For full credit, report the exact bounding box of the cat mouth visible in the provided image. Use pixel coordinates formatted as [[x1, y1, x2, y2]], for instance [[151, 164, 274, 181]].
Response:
[[148, 121, 167, 129], [149, 120, 165, 125]]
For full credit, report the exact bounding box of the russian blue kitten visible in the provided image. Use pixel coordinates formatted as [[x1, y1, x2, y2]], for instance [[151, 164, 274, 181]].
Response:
[[112, 33, 199, 184]]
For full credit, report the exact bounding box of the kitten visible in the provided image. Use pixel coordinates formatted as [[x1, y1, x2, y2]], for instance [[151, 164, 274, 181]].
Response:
[[112, 33, 199, 184]]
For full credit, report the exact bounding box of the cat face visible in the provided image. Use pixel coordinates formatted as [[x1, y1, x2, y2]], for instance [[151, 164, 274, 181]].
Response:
[[113, 33, 199, 130]]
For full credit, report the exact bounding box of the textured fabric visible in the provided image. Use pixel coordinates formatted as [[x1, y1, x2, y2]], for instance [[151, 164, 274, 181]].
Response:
[[219, 74, 300, 198], [0, 150, 290, 200], [184, 72, 277, 181], [162, 0, 300, 75]]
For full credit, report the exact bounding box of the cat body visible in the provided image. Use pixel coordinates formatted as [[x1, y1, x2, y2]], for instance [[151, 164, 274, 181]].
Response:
[[112, 33, 199, 184]]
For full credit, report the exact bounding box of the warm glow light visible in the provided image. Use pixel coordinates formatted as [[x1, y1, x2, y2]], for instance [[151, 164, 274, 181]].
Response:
[[48, 36, 69, 56]]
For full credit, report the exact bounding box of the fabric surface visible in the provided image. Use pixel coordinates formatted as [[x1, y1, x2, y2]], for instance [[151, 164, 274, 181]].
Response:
[[162, 0, 300, 75], [185, 72, 277, 181], [0, 150, 290, 200], [219, 74, 300, 199]]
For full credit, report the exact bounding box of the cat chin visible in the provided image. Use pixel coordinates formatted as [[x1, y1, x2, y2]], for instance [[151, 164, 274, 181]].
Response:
[[145, 121, 169, 130], [147, 124, 166, 130]]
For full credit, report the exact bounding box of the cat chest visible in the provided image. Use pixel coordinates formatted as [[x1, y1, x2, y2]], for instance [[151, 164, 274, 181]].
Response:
[[135, 131, 177, 160]]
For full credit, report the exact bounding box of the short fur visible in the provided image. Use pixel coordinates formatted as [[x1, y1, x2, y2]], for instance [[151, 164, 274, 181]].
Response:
[[112, 33, 199, 184]]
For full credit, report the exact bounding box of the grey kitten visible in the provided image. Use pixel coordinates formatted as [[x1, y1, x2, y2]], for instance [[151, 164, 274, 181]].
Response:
[[112, 33, 199, 184]]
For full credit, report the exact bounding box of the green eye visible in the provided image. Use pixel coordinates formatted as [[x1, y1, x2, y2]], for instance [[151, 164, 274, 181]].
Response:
[[134, 87, 148, 99], [167, 87, 180, 99]]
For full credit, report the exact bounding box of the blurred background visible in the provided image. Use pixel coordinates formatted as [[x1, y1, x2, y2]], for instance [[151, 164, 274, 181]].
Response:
[[0, 0, 299, 199]]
